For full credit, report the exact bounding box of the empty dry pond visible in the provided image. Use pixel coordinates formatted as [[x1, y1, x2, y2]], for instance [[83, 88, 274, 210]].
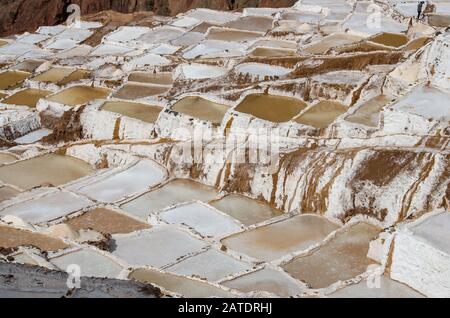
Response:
[[66, 208, 150, 235], [209, 194, 283, 226], [102, 101, 162, 123], [282, 223, 380, 289], [1, 88, 53, 107], [295, 100, 347, 128], [172, 96, 230, 124], [221, 215, 339, 261], [235, 94, 306, 123], [46, 86, 111, 106], [0, 225, 68, 251], [0, 154, 93, 190]]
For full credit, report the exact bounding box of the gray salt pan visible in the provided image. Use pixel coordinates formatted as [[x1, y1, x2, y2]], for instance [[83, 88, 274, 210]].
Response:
[[129, 268, 235, 298], [77, 160, 166, 203], [158, 202, 242, 238], [222, 267, 305, 297], [210, 194, 283, 226], [120, 179, 219, 218], [0, 191, 93, 224], [50, 248, 123, 279], [112, 226, 207, 268], [166, 249, 252, 281]]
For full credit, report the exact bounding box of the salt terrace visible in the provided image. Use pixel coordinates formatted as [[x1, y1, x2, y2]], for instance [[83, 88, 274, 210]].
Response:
[[0, 0, 449, 298]]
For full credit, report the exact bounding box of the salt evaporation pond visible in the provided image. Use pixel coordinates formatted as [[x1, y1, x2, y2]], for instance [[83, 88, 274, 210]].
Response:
[[369, 32, 409, 48], [0, 191, 93, 223], [50, 248, 123, 279], [0, 225, 68, 251], [0, 186, 20, 203], [128, 72, 173, 86], [113, 83, 170, 100], [101, 101, 162, 124], [111, 226, 207, 268], [346, 95, 391, 127], [222, 267, 305, 297], [207, 28, 262, 42], [77, 160, 166, 203], [120, 179, 219, 218], [222, 215, 338, 261], [66, 207, 151, 235], [235, 63, 292, 80], [303, 33, 363, 54], [129, 268, 235, 298], [172, 96, 230, 124], [295, 100, 347, 128], [46, 86, 111, 106], [0, 71, 30, 90], [329, 276, 424, 298], [210, 194, 283, 226], [166, 249, 252, 281], [0, 154, 93, 190], [235, 94, 306, 123], [224, 16, 274, 33], [1, 88, 53, 107], [32, 67, 76, 83], [158, 202, 243, 238], [282, 223, 380, 289], [0, 153, 17, 165], [249, 47, 296, 57]]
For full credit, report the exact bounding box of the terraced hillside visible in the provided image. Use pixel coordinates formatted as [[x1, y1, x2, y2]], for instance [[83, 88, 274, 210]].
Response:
[[0, 0, 449, 298]]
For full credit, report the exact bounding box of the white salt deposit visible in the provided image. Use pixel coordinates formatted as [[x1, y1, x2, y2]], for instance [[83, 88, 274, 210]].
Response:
[[158, 202, 243, 238], [77, 160, 166, 203], [0, 191, 93, 224], [112, 226, 208, 268], [179, 63, 228, 79]]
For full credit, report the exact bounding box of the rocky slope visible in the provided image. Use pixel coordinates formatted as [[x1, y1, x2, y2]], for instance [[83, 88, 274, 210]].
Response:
[[0, 0, 296, 36]]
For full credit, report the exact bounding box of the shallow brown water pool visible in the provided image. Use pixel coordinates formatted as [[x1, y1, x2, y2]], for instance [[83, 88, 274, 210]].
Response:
[[46, 86, 111, 106], [0, 71, 31, 90], [235, 94, 306, 123], [2, 88, 53, 107], [0, 154, 94, 190], [282, 223, 380, 289], [102, 100, 162, 123], [113, 84, 169, 100], [128, 72, 173, 85], [295, 100, 347, 128], [172, 96, 230, 124]]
